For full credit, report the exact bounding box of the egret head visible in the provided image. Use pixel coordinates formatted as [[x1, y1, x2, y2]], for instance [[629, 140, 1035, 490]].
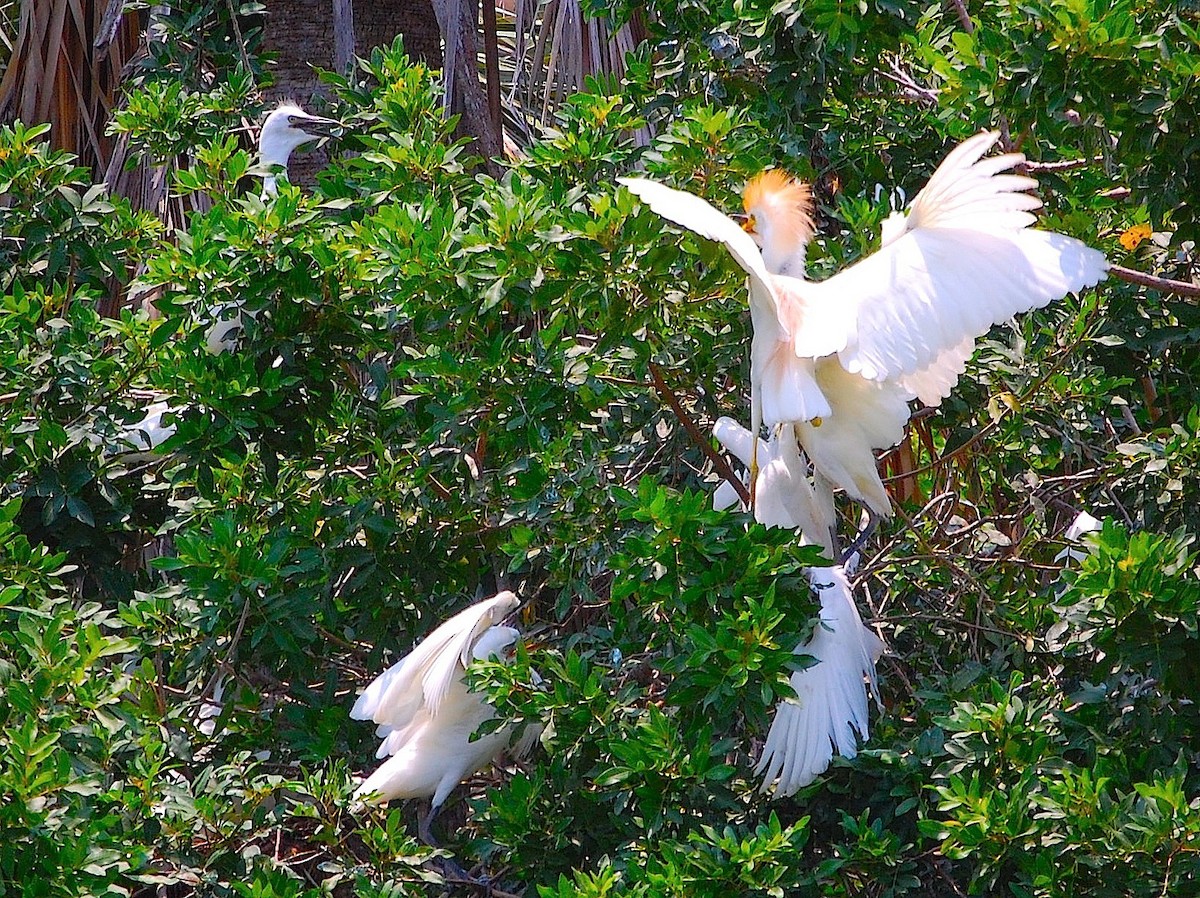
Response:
[[742, 170, 815, 276], [471, 625, 521, 662], [258, 102, 342, 170]]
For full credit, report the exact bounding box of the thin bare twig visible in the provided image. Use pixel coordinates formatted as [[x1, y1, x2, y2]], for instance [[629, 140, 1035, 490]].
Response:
[[1022, 156, 1102, 172], [647, 362, 751, 506], [877, 57, 938, 105]]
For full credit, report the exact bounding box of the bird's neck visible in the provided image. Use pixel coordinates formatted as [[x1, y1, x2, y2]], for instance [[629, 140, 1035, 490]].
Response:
[[761, 232, 808, 279], [259, 144, 294, 199]]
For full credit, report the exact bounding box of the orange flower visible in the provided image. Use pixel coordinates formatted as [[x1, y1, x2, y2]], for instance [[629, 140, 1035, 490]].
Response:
[[1119, 223, 1152, 250]]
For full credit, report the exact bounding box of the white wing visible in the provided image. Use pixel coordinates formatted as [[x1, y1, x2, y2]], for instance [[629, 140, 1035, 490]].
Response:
[[618, 177, 774, 289], [756, 566, 883, 795], [785, 132, 1108, 381], [896, 336, 975, 407], [621, 177, 831, 424], [350, 591, 520, 729], [794, 361, 914, 516]]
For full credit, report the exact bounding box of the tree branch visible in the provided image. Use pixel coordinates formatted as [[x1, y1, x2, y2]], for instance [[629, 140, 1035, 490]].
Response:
[[1109, 263, 1200, 297], [949, 0, 973, 32], [648, 362, 751, 506], [1022, 156, 1101, 172]]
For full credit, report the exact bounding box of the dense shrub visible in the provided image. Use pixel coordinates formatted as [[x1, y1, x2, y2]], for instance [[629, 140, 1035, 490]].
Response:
[[2, 4, 1199, 896]]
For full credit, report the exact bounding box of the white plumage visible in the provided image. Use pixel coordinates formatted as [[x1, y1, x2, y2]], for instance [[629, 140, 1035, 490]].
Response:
[[350, 592, 536, 841], [627, 133, 1107, 795], [711, 417, 836, 557], [710, 421, 882, 791], [620, 131, 1108, 525], [205, 102, 340, 354], [755, 566, 884, 795], [256, 102, 341, 199], [112, 399, 179, 455]]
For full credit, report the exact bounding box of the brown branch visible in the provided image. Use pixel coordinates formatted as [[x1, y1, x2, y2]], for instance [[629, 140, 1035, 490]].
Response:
[[223, 0, 255, 75], [1109, 263, 1200, 297], [882, 312, 1092, 486], [949, 0, 974, 32], [647, 362, 751, 506]]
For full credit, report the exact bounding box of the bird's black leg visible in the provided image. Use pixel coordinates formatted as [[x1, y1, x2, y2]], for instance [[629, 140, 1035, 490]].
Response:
[[417, 798, 442, 847], [840, 509, 879, 567], [418, 798, 477, 883]]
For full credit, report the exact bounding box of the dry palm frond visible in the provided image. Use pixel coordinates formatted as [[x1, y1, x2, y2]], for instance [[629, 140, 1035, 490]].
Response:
[[1, 0, 20, 60], [101, 4, 203, 237], [491, 0, 650, 151], [0, 0, 144, 175]]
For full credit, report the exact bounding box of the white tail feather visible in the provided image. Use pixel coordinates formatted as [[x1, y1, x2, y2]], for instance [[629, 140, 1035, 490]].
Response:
[[756, 567, 883, 795]]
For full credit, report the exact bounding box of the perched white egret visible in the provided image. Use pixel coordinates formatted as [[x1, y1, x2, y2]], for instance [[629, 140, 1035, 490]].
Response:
[[106, 399, 179, 456], [257, 102, 342, 198], [350, 591, 538, 844], [1054, 508, 1105, 567], [204, 102, 341, 354], [755, 565, 883, 795], [87, 397, 181, 464], [620, 132, 1108, 529]]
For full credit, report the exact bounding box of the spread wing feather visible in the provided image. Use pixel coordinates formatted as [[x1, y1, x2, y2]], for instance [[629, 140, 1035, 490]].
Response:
[[789, 133, 1107, 380], [620, 176, 831, 424], [617, 177, 774, 291], [350, 592, 520, 730], [756, 567, 883, 795]]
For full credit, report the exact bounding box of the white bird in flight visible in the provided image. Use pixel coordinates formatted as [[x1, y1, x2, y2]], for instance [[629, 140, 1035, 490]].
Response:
[[350, 591, 539, 844], [204, 102, 341, 354], [620, 131, 1109, 535]]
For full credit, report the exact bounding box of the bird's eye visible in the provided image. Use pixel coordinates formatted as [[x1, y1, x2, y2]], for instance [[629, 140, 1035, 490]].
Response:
[[742, 215, 758, 235]]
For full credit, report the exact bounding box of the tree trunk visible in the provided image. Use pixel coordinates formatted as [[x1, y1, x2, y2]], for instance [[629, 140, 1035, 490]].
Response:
[[429, 0, 501, 170]]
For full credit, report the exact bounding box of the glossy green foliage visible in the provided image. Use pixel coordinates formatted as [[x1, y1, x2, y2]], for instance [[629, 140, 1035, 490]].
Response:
[[2, 3, 1199, 896]]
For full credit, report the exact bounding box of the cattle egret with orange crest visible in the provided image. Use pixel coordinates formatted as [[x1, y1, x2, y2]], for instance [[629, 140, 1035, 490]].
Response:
[[620, 132, 1108, 538]]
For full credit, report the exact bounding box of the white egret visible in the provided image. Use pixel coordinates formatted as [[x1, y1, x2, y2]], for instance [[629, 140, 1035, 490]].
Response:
[[350, 591, 539, 844], [620, 131, 1109, 532], [755, 565, 884, 795], [204, 102, 341, 354], [710, 418, 882, 790], [101, 108, 343, 462], [94, 398, 179, 459], [257, 101, 342, 198]]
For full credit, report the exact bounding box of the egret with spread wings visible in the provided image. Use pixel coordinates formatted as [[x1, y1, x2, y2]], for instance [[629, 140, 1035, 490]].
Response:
[[620, 131, 1108, 532]]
